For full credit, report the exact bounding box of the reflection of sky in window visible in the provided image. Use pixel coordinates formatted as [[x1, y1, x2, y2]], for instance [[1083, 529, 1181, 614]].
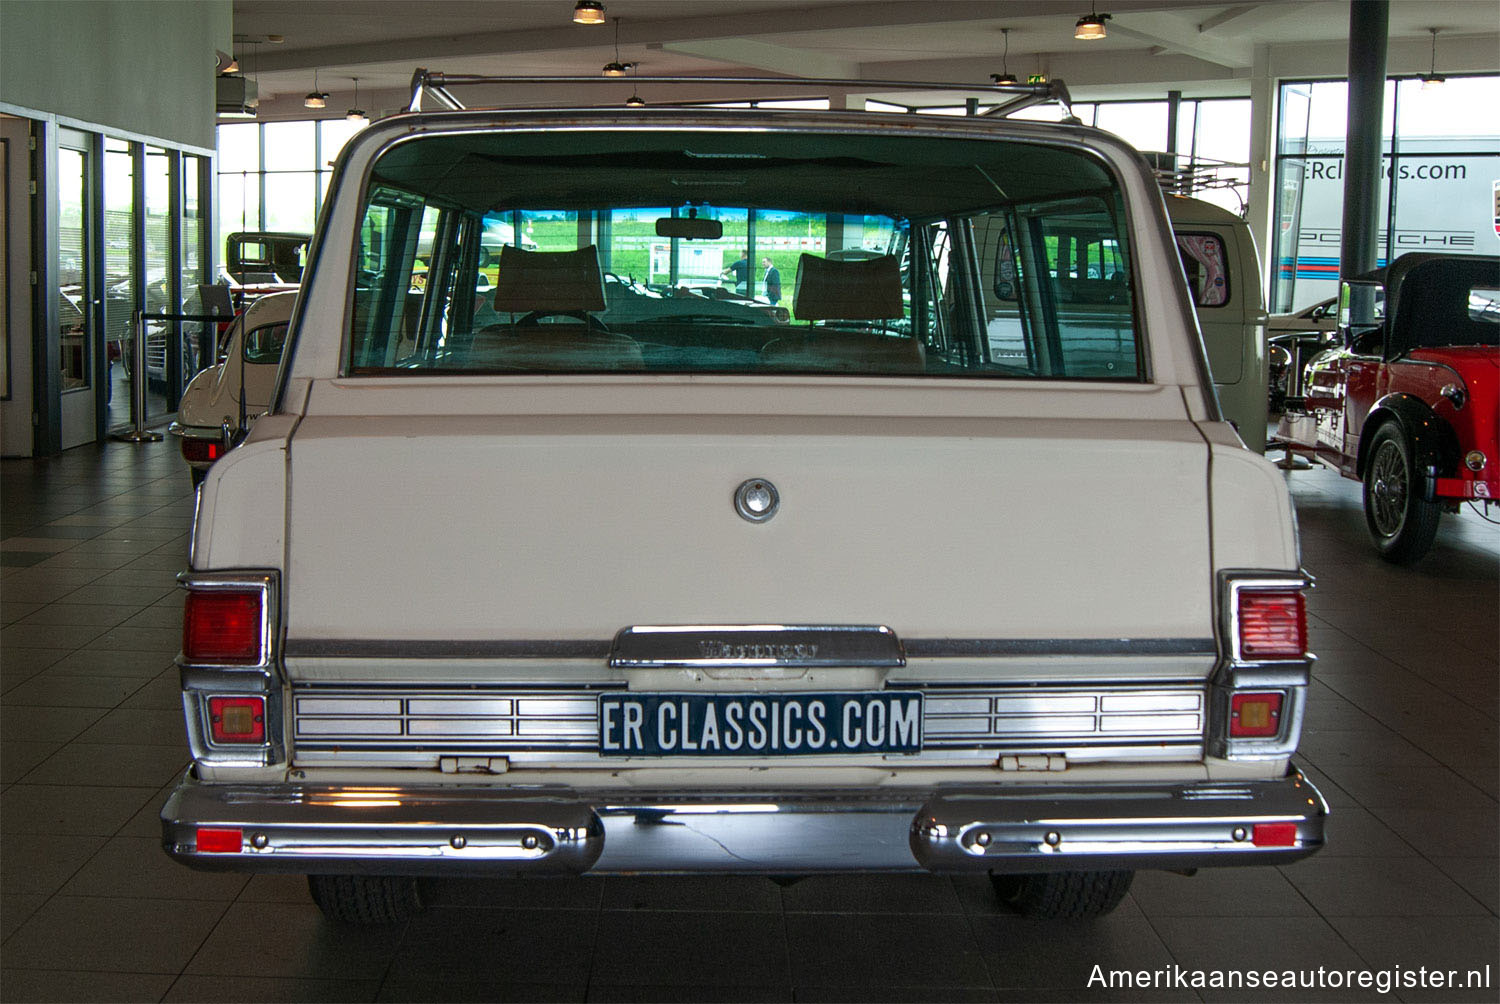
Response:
[[1395, 77, 1500, 139], [218, 123, 258, 174], [1094, 103, 1168, 151]]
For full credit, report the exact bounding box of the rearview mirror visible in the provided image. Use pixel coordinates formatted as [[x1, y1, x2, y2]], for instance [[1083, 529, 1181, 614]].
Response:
[[656, 217, 723, 240]]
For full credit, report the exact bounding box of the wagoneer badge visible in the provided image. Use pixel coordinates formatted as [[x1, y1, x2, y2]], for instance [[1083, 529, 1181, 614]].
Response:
[[734, 478, 779, 523]]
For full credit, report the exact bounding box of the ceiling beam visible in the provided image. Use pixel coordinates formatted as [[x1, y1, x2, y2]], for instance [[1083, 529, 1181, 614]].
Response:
[[1197, 4, 1301, 37], [658, 39, 859, 79], [1106, 12, 1254, 68]]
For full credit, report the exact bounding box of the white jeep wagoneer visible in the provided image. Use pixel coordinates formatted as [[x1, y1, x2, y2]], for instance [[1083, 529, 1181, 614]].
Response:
[[162, 73, 1325, 925]]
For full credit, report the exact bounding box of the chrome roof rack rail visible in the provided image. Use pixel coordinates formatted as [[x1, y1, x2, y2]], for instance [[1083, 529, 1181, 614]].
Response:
[[406, 67, 1073, 119]]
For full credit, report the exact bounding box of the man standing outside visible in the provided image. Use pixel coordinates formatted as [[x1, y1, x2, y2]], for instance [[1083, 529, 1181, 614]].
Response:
[[762, 256, 782, 305], [722, 249, 750, 294]]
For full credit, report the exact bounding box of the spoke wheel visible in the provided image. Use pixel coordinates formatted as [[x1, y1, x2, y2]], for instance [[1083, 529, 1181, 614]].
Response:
[[1362, 423, 1441, 564]]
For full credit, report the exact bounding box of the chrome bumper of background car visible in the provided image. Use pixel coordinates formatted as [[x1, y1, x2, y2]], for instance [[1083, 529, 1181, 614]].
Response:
[[161, 768, 1326, 876]]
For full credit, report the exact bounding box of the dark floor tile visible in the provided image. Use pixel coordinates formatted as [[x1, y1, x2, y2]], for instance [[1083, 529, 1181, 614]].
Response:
[[0, 647, 72, 678], [595, 909, 789, 987], [0, 741, 62, 784], [423, 875, 605, 910], [0, 552, 54, 568], [48, 647, 176, 678], [1332, 914, 1499, 995], [602, 874, 782, 912], [20, 741, 188, 788], [0, 601, 44, 624], [56, 583, 177, 607], [1150, 915, 1367, 974], [81, 625, 181, 654], [591, 986, 792, 1003], [0, 892, 45, 940], [0, 832, 107, 896], [3, 895, 228, 973], [1129, 866, 1315, 917], [798, 989, 998, 1003], [1318, 762, 1496, 812], [60, 835, 249, 900], [0, 783, 160, 835], [120, 673, 187, 710], [970, 915, 1173, 991], [1280, 856, 1489, 917], [1314, 804, 1416, 857], [237, 873, 316, 904], [0, 673, 140, 708], [1, 621, 113, 649], [74, 706, 186, 746], [0, 968, 176, 1003], [390, 906, 592, 983], [10, 602, 141, 629], [165, 975, 381, 1003], [1429, 856, 1499, 914], [786, 912, 986, 988], [379, 979, 585, 1002], [1379, 801, 1499, 858], [186, 900, 406, 978], [779, 874, 963, 914]]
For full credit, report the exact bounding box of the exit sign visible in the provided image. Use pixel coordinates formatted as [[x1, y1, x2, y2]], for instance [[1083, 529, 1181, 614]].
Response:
[[1027, 74, 1047, 85]]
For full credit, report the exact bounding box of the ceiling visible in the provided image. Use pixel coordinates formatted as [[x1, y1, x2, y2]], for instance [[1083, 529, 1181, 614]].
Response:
[[226, 0, 1499, 117]]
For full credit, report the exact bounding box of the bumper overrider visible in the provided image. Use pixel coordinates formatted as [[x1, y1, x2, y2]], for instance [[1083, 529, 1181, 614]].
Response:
[[161, 768, 1326, 876]]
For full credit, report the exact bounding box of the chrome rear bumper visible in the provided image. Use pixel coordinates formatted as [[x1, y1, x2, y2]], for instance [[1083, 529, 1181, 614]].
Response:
[[161, 768, 1326, 876]]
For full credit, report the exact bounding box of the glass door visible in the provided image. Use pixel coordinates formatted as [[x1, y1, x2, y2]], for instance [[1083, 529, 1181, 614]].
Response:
[[57, 137, 95, 449]]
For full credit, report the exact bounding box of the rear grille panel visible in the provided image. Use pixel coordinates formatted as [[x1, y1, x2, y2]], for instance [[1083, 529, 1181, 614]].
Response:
[[291, 683, 1205, 765]]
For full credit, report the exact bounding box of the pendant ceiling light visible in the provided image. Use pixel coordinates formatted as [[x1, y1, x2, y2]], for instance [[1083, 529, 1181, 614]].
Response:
[[304, 69, 327, 109], [1420, 28, 1445, 90], [603, 17, 628, 76], [1075, 4, 1111, 40], [573, 1, 606, 25], [991, 28, 1018, 86], [346, 77, 366, 122]]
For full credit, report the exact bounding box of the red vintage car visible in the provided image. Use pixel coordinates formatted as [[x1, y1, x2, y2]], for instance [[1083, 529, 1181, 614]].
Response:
[[1297, 253, 1498, 563]]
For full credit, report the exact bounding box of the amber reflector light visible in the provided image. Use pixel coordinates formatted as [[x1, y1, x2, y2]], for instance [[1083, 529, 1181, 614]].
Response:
[[184, 590, 262, 663], [196, 826, 243, 852], [209, 695, 266, 743], [1230, 692, 1283, 737], [1237, 589, 1305, 659]]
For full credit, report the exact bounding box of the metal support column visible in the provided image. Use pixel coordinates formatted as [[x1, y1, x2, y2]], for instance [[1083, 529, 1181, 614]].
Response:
[[1340, 0, 1388, 279]]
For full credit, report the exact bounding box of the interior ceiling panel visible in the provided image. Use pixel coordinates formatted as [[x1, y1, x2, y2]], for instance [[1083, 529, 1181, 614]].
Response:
[[227, 0, 1498, 111]]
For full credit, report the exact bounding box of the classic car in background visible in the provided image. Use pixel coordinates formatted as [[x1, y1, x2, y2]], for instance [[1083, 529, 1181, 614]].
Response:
[[1278, 253, 1498, 562], [168, 291, 296, 484], [164, 74, 1323, 927], [1165, 195, 1269, 452]]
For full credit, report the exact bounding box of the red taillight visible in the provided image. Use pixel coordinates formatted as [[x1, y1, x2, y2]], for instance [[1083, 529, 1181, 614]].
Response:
[[1230, 692, 1284, 737], [208, 695, 266, 743], [183, 590, 263, 663], [1251, 822, 1297, 847], [196, 826, 243, 853], [1237, 589, 1306, 659], [182, 437, 225, 464]]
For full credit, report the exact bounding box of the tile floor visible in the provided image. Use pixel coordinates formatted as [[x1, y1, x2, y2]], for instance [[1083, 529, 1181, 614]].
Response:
[[1, 440, 1496, 1003]]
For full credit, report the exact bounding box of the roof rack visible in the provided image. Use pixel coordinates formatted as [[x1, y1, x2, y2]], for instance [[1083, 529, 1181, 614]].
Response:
[[406, 68, 1074, 120]]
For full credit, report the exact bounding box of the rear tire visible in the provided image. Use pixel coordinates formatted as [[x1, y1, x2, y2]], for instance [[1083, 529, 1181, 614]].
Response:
[[307, 874, 424, 924], [1362, 423, 1441, 564], [991, 870, 1133, 920]]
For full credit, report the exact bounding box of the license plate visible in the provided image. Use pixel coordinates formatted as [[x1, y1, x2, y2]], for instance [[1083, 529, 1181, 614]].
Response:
[[598, 692, 923, 757]]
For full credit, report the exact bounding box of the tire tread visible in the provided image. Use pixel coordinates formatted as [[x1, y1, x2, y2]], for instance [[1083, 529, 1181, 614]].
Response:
[[991, 869, 1133, 920], [307, 874, 423, 925]]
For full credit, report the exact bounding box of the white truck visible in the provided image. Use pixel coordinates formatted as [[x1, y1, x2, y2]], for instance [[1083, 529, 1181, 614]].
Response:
[[162, 74, 1325, 925]]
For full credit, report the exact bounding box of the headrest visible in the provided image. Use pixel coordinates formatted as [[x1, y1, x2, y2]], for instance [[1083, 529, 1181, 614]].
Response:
[[492, 245, 607, 314], [792, 253, 904, 322]]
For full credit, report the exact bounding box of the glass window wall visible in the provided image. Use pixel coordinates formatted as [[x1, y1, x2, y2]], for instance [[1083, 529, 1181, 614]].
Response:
[[1272, 74, 1499, 311]]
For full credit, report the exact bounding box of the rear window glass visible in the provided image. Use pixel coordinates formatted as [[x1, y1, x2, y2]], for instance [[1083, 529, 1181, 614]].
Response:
[[346, 129, 1142, 381], [1175, 233, 1229, 308]]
